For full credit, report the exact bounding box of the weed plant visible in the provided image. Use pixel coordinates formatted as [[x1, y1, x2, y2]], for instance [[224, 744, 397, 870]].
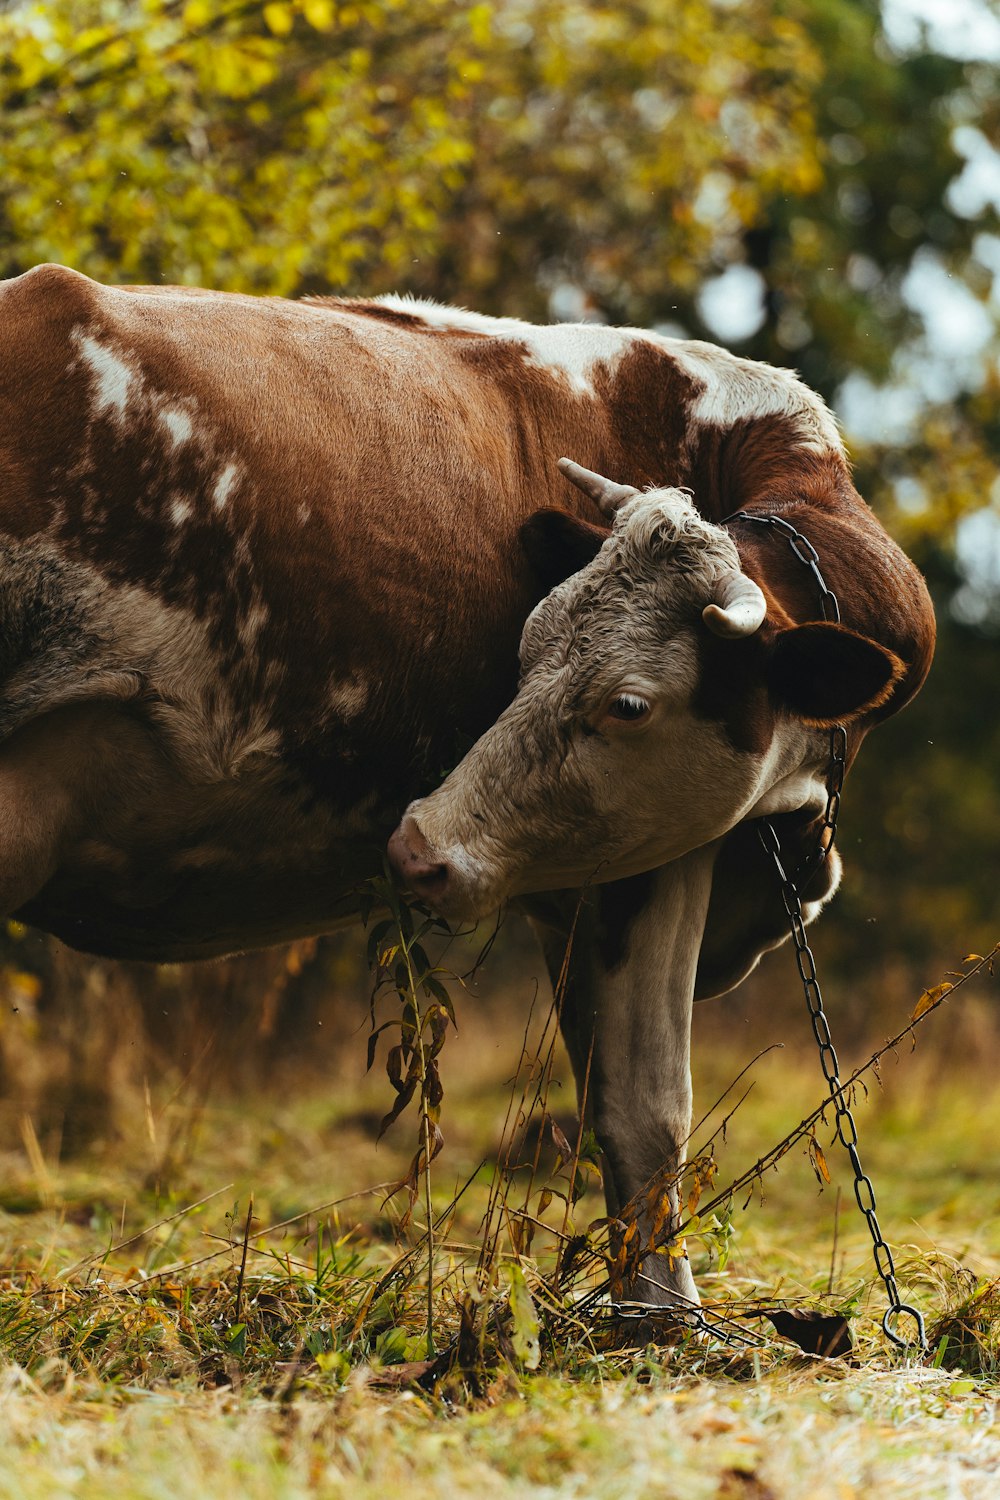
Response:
[[0, 910, 998, 1498]]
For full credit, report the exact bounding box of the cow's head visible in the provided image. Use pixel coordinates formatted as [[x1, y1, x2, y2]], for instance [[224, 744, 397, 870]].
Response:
[[388, 460, 902, 921]]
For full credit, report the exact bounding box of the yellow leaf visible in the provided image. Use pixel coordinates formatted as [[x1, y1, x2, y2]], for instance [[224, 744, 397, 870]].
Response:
[[808, 1135, 831, 1185], [911, 981, 953, 1022], [508, 1266, 540, 1370], [304, 0, 335, 29], [262, 2, 294, 35], [183, 0, 213, 26], [963, 954, 984, 964]]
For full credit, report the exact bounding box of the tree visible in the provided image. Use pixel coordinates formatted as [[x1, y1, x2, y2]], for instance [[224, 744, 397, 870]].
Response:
[[0, 0, 997, 1064]]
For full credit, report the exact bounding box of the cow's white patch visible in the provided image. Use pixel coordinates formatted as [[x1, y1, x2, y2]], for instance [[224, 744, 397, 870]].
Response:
[[170, 497, 192, 526], [239, 601, 269, 646], [375, 296, 842, 451], [746, 727, 829, 821], [656, 337, 843, 454], [375, 295, 629, 395], [328, 674, 368, 720], [158, 406, 194, 447], [73, 330, 138, 418], [97, 583, 278, 783], [297, 503, 311, 525], [213, 462, 240, 510]]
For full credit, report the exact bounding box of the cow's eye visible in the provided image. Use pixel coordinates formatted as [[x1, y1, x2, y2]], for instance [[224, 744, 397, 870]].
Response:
[[607, 693, 650, 722]]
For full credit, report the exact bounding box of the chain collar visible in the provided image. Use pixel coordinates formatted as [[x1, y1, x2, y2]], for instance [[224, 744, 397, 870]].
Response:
[[600, 512, 926, 1354], [726, 509, 927, 1354]]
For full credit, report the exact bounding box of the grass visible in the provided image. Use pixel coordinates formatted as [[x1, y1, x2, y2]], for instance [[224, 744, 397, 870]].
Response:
[[1, 966, 1000, 1498]]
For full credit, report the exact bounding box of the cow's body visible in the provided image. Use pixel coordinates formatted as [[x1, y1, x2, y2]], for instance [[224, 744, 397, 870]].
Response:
[[0, 264, 934, 1309]]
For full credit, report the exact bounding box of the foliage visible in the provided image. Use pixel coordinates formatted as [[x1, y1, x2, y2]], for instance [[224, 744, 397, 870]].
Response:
[[0, 0, 825, 303], [5, 0, 990, 403], [0, 0, 487, 292], [0, 0, 997, 1154], [2, 1003, 1000, 1494]]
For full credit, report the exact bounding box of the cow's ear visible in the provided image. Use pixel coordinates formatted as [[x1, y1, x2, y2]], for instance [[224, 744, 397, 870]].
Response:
[[519, 508, 610, 594], [767, 621, 905, 726]]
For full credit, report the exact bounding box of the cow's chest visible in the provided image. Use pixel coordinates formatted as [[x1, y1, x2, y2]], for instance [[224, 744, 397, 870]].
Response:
[[20, 758, 393, 961]]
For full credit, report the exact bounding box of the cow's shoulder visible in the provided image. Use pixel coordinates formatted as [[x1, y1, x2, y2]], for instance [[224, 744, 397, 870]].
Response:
[[654, 337, 843, 454], [363, 296, 643, 397], [1, 261, 102, 321], [0, 264, 110, 381]]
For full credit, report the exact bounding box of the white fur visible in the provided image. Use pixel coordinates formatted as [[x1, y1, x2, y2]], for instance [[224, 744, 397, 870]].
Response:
[[589, 849, 717, 1305], [212, 462, 240, 511], [73, 330, 138, 418], [377, 296, 842, 453], [376, 295, 630, 395], [657, 337, 843, 454], [328, 674, 368, 720], [239, 602, 270, 646], [158, 406, 194, 447], [84, 573, 279, 783]]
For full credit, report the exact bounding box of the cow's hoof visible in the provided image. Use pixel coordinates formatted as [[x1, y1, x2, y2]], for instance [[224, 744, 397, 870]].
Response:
[[601, 1301, 702, 1351]]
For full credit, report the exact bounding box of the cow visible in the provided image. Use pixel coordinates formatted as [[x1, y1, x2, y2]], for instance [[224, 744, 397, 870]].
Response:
[[0, 263, 934, 1312]]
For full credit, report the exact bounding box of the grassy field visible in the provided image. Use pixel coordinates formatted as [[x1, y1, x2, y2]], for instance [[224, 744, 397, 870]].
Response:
[[1, 960, 999, 1499]]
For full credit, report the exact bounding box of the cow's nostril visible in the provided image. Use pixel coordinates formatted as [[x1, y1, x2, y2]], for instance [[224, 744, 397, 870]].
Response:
[[387, 817, 452, 900], [412, 860, 449, 892]]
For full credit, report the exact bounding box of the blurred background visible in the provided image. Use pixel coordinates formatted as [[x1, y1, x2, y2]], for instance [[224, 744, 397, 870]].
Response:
[[0, 0, 997, 1154]]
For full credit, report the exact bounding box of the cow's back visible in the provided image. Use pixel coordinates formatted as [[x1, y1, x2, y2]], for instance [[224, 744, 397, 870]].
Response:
[[0, 268, 933, 959], [0, 269, 587, 791]]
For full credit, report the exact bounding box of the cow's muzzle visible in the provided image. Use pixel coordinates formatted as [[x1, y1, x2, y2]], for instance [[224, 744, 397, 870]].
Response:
[[387, 814, 457, 911]]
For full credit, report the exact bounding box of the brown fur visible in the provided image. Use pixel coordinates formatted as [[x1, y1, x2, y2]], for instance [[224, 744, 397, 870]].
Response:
[[0, 265, 934, 961]]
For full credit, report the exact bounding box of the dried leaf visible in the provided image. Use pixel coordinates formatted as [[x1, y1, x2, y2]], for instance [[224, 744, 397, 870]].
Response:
[[666, 1236, 687, 1269], [508, 1265, 541, 1369], [648, 1190, 673, 1244], [424, 974, 455, 1021], [808, 1134, 831, 1185], [767, 1308, 852, 1358], [386, 1044, 404, 1092], [365, 919, 394, 966], [367, 1353, 450, 1390], [556, 1232, 589, 1285], [377, 1079, 415, 1138], [550, 1118, 573, 1158], [518, 1215, 536, 1256], [911, 981, 953, 1022]]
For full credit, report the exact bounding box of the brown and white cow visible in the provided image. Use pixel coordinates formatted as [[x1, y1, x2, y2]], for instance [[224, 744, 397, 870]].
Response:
[[0, 264, 934, 1310]]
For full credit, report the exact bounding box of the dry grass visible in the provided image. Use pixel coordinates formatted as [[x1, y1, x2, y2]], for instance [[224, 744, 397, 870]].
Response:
[[1, 953, 999, 1498]]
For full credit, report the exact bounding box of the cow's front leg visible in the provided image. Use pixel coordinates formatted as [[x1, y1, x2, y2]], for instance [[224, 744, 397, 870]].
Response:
[[525, 844, 717, 1313]]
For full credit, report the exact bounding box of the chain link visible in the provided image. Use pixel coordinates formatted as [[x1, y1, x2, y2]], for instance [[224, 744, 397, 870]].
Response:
[[730, 509, 926, 1354]]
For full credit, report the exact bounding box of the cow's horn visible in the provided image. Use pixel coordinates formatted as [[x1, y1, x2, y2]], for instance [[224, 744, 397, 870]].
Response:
[[702, 572, 768, 638], [557, 457, 638, 518]]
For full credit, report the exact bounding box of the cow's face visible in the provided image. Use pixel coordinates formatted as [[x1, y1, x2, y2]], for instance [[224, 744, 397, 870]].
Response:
[[388, 462, 902, 921]]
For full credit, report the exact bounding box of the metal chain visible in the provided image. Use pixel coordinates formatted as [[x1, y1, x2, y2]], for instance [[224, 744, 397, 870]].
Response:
[[754, 821, 925, 1352], [728, 511, 845, 885], [729, 509, 926, 1353]]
